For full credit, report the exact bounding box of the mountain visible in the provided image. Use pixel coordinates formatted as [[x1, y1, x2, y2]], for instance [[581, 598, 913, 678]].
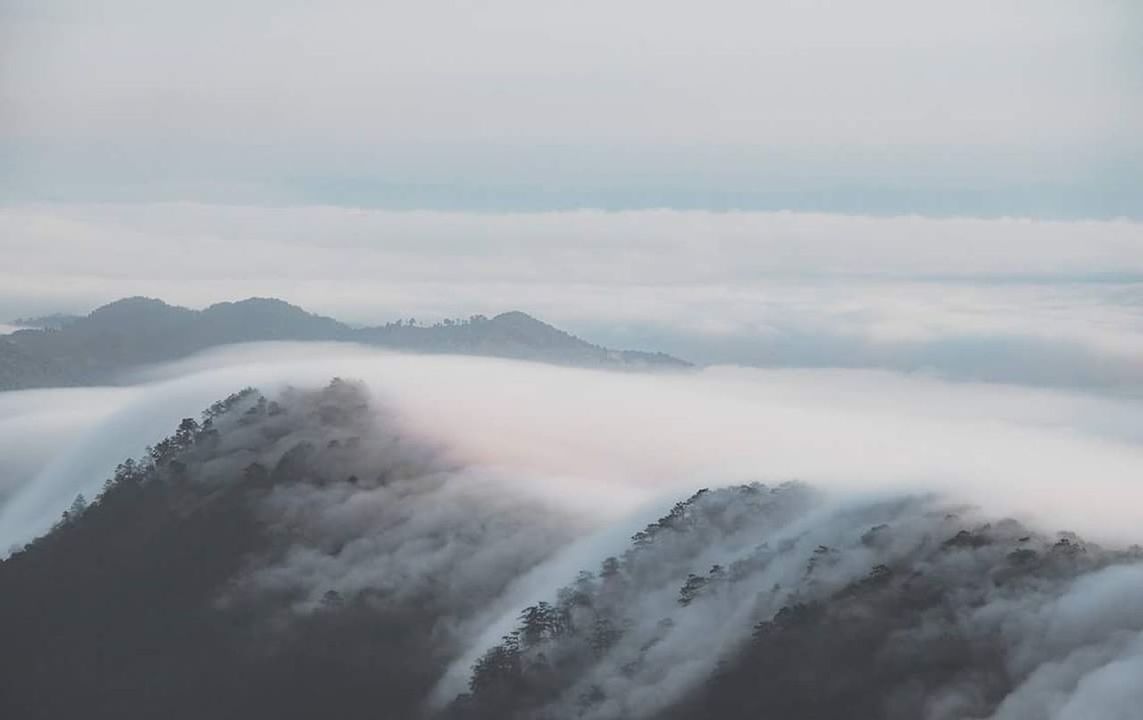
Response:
[[0, 297, 689, 390], [358, 309, 683, 367], [9, 312, 81, 330], [1, 382, 1139, 720], [0, 381, 579, 719], [0, 338, 50, 389]]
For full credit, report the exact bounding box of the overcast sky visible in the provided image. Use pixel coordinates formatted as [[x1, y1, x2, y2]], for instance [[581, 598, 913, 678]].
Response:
[[2, 0, 1140, 215], [2, 1, 1141, 384]]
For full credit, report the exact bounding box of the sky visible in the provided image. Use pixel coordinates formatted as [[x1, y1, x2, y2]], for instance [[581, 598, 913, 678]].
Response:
[[1, 0, 1140, 215], [0, 1, 1141, 382], [3, 7, 1143, 715]]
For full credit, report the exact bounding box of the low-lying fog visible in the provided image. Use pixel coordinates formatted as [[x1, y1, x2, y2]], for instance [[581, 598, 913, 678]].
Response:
[[4, 342, 1143, 554]]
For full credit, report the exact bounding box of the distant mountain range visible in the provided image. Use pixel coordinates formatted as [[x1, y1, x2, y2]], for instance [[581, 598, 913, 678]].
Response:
[[0, 297, 689, 390]]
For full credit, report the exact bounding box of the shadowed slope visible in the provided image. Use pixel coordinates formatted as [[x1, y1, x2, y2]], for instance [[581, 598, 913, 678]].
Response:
[[1, 298, 688, 389]]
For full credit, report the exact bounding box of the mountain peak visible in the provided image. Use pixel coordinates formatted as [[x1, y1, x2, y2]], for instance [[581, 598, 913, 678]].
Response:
[[87, 297, 189, 323], [489, 310, 546, 327], [91, 296, 175, 314], [205, 297, 305, 313], [0, 297, 689, 391]]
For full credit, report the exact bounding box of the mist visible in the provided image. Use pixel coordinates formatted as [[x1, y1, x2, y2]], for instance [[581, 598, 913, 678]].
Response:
[[4, 205, 1142, 391], [6, 343, 1143, 552], [2, 341, 1143, 718], [3, 0, 1139, 716]]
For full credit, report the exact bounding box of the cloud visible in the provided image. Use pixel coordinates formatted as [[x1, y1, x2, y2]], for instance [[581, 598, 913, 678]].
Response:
[[414, 473, 1143, 718], [5, 343, 1143, 553], [0, 387, 133, 509], [4, 1, 1132, 148], [4, 345, 1143, 717], [2, 204, 1142, 386], [1, 1, 1138, 211]]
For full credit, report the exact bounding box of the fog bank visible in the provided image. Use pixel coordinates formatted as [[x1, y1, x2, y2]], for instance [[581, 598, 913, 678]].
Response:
[[4, 343, 1143, 552]]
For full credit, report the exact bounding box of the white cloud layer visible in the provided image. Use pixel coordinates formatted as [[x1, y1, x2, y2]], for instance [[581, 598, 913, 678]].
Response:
[[4, 344, 1143, 553], [3, 204, 1142, 385]]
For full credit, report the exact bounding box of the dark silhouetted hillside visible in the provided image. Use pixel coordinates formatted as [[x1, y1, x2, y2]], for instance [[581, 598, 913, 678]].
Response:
[[358, 310, 684, 367], [0, 298, 689, 389], [0, 381, 576, 720], [2, 382, 1139, 719], [10, 312, 81, 330]]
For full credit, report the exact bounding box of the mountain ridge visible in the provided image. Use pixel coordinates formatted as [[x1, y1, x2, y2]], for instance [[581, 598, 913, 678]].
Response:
[[3, 382, 1137, 720], [0, 297, 689, 390]]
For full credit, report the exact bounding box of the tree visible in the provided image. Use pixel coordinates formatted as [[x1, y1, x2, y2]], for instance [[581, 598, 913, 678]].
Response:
[[519, 602, 565, 646], [69, 493, 88, 517], [590, 616, 621, 656], [55, 493, 88, 529], [470, 633, 522, 695], [600, 556, 620, 578], [678, 573, 708, 606], [173, 417, 199, 447]]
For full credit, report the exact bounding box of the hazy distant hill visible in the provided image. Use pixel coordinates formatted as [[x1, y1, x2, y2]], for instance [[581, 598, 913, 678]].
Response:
[[357, 309, 682, 367], [9, 313, 81, 330], [0, 339, 49, 389], [0, 297, 688, 390]]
